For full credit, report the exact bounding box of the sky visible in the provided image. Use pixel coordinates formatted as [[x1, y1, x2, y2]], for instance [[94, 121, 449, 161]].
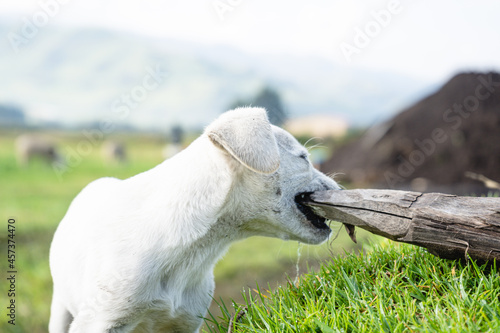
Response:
[[2, 0, 500, 82]]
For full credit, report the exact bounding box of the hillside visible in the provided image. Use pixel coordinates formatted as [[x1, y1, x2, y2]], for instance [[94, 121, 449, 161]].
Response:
[[0, 25, 429, 129], [321, 72, 500, 195]]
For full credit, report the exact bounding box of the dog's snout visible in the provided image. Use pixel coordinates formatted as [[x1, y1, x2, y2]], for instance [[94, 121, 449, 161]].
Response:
[[320, 181, 336, 191], [310, 179, 339, 193]]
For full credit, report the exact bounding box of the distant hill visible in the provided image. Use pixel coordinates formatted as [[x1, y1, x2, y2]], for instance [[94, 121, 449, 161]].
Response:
[[0, 104, 25, 127], [0, 25, 430, 129], [321, 72, 500, 195]]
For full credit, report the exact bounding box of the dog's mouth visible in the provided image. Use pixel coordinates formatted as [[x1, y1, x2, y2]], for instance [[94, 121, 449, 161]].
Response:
[[294, 192, 329, 230]]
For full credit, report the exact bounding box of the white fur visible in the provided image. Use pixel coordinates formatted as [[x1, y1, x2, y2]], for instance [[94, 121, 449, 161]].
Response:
[[49, 107, 340, 333]]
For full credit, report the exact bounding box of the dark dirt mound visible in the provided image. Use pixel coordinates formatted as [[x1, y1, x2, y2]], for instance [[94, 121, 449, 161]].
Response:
[[321, 72, 500, 195]]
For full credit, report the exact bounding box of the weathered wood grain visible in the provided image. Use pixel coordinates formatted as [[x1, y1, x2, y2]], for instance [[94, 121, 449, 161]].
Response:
[[306, 189, 500, 262]]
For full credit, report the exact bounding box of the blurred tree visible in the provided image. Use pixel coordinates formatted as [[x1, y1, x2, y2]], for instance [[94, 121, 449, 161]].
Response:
[[254, 87, 287, 127], [170, 124, 184, 144], [227, 86, 287, 127]]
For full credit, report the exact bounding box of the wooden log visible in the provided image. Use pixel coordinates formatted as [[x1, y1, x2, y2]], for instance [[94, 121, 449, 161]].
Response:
[[305, 189, 500, 262]]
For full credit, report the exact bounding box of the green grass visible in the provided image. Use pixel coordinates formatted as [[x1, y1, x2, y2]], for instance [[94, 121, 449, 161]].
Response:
[[206, 241, 500, 333]]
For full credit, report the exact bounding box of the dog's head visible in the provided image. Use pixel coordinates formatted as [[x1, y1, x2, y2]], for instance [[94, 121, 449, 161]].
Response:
[[206, 107, 340, 244]]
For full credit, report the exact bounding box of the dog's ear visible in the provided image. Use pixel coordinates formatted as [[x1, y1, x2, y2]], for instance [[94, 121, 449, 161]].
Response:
[[206, 107, 280, 174]]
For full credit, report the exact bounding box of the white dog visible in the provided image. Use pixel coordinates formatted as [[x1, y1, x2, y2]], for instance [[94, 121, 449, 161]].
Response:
[[49, 108, 340, 332]]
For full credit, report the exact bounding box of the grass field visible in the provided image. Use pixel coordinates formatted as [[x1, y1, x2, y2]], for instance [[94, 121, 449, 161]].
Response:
[[207, 242, 500, 333], [0, 129, 374, 332]]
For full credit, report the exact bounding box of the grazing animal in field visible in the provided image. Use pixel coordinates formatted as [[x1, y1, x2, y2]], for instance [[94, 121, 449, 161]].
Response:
[[15, 134, 61, 166], [49, 108, 340, 332], [101, 141, 127, 163]]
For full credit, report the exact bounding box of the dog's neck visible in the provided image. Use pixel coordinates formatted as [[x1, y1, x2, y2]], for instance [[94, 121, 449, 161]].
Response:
[[126, 137, 243, 278], [151, 175, 254, 277]]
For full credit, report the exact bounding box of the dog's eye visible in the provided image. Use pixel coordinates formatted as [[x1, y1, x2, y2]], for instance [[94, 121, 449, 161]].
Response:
[[299, 153, 308, 160]]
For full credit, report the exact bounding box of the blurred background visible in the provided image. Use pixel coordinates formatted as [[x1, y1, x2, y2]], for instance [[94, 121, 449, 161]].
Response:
[[1, 0, 500, 332]]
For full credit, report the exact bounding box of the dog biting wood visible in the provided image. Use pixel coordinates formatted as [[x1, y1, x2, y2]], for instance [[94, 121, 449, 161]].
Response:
[[305, 189, 500, 262], [49, 108, 340, 333]]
